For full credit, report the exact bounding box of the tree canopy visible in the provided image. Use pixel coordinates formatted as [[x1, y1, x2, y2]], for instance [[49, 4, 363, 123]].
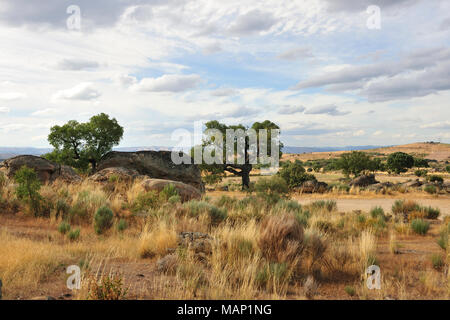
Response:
[[197, 120, 283, 189], [46, 113, 123, 172], [387, 152, 414, 174], [336, 151, 381, 177]]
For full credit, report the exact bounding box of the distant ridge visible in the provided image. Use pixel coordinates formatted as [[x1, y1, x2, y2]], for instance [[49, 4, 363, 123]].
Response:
[[0, 145, 385, 160]]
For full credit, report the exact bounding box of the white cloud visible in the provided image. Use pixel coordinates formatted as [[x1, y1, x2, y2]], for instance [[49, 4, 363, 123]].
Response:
[[55, 58, 100, 71], [304, 104, 350, 116], [278, 105, 306, 114], [420, 121, 450, 129], [52, 82, 101, 101], [0, 92, 27, 101], [0, 107, 10, 113], [132, 74, 201, 93]]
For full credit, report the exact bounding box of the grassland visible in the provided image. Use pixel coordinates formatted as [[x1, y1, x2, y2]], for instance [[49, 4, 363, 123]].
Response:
[[0, 168, 449, 300]]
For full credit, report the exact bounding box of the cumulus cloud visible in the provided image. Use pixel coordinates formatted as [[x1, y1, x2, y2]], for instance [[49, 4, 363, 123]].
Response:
[[304, 104, 350, 116], [323, 0, 419, 12], [31, 108, 59, 116], [294, 47, 450, 102], [52, 82, 101, 100], [55, 58, 100, 71], [0, 92, 27, 101], [278, 105, 306, 114], [132, 74, 201, 92], [277, 47, 314, 61], [420, 121, 450, 129], [115, 74, 138, 87], [211, 88, 238, 97], [227, 10, 278, 36]]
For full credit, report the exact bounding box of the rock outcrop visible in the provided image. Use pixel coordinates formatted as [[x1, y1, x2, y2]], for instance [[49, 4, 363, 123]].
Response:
[[140, 178, 202, 202], [0, 155, 80, 183], [300, 180, 328, 193], [96, 151, 204, 192], [349, 174, 378, 187], [88, 167, 140, 183]]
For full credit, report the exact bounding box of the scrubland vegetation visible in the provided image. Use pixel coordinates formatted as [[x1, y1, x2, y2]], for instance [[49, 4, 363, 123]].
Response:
[[0, 162, 448, 300]]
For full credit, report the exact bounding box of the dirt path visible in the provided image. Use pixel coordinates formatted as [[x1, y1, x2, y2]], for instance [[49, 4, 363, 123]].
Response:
[[293, 197, 450, 217]]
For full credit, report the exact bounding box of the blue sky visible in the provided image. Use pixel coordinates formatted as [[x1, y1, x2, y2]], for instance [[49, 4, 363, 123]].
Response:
[[0, 0, 449, 148]]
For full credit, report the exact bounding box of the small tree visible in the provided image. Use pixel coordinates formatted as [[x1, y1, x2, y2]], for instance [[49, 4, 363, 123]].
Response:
[[14, 166, 42, 216], [279, 161, 316, 189], [47, 113, 124, 172], [387, 152, 414, 174], [336, 151, 376, 177]]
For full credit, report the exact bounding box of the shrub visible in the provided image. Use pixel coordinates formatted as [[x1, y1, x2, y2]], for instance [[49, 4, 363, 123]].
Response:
[[183, 200, 227, 225], [310, 200, 337, 212], [132, 190, 160, 212], [55, 198, 70, 219], [86, 274, 128, 300], [254, 176, 289, 205], [160, 183, 179, 201], [392, 200, 420, 222], [422, 206, 440, 219], [414, 169, 428, 177], [94, 206, 114, 235], [424, 185, 437, 194], [279, 161, 316, 188], [344, 286, 356, 297], [258, 214, 304, 264], [58, 221, 71, 235], [437, 232, 448, 250], [427, 175, 444, 184], [274, 200, 302, 214], [167, 195, 181, 204], [117, 219, 128, 232], [410, 219, 430, 235], [446, 165, 450, 173], [14, 166, 42, 216], [431, 254, 444, 270], [68, 228, 80, 241], [370, 206, 385, 220]]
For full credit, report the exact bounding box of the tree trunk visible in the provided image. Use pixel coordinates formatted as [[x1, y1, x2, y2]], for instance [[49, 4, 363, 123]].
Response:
[[240, 164, 252, 190]]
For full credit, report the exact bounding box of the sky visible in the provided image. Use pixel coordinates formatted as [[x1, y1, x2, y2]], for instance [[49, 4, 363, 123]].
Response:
[[0, 0, 449, 148]]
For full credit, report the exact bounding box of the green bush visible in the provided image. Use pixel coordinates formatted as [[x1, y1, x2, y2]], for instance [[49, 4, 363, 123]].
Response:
[[184, 200, 227, 225], [370, 206, 385, 220], [58, 221, 71, 235], [117, 219, 128, 232], [387, 152, 414, 174], [310, 200, 337, 212], [160, 183, 179, 201], [446, 165, 450, 173], [132, 190, 160, 212], [55, 199, 70, 219], [410, 219, 430, 235], [344, 286, 356, 297], [94, 206, 114, 235], [14, 166, 42, 217], [274, 200, 302, 214], [414, 169, 427, 177], [254, 176, 289, 205], [424, 185, 437, 194], [431, 254, 444, 270], [68, 228, 80, 241], [422, 206, 440, 219], [279, 161, 316, 189], [427, 175, 444, 184], [167, 195, 181, 204]]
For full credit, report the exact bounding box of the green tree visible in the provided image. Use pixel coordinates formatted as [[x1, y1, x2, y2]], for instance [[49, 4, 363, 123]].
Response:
[[14, 166, 42, 216], [387, 152, 414, 174], [279, 160, 316, 189], [196, 120, 283, 189], [47, 113, 123, 172], [336, 151, 377, 177]]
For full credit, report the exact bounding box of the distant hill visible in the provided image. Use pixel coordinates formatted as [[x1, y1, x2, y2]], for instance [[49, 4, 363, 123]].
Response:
[[282, 145, 385, 154], [283, 142, 450, 162]]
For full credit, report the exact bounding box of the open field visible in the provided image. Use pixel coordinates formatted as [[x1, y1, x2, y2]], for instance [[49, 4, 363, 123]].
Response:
[[0, 171, 449, 300], [282, 142, 450, 162]]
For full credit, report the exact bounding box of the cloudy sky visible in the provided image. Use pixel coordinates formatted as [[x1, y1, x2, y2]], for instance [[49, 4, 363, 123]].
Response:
[[0, 0, 449, 148]]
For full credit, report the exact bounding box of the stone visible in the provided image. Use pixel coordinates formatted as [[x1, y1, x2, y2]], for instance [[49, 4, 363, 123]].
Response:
[[349, 174, 378, 187], [300, 180, 328, 193], [96, 151, 204, 192], [140, 178, 202, 202], [0, 155, 81, 183], [156, 254, 178, 274], [88, 167, 141, 183]]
